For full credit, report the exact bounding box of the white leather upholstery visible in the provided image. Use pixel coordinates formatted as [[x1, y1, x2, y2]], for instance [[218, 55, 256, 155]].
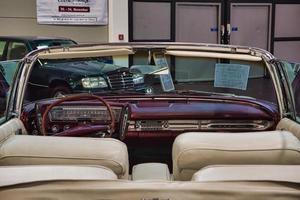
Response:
[[192, 165, 300, 183], [0, 118, 26, 145], [132, 163, 171, 181], [277, 118, 300, 140], [0, 165, 117, 187], [0, 135, 129, 179], [172, 131, 300, 181]]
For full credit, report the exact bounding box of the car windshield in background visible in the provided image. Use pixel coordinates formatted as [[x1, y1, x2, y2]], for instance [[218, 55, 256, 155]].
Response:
[[0, 60, 19, 86], [24, 50, 277, 105], [32, 39, 76, 49]]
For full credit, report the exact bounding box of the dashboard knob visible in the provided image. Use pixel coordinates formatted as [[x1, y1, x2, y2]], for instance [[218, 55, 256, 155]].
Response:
[[163, 121, 169, 129], [63, 125, 70, 131], [51, 125, 59, 133]]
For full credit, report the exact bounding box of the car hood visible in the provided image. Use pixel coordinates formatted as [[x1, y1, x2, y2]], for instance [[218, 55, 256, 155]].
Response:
[[46, 62, 126, 77]]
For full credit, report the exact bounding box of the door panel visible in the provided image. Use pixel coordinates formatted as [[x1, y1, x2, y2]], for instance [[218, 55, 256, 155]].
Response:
[[279, 60, 300, 127], [0, 118, 26, 144], [175, 3, 221, 43], [229, 4, 271, 50], [277, 118, 300, 140]]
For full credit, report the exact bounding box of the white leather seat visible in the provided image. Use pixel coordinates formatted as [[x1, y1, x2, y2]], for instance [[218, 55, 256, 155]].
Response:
[[0, 135, 129, 179], [0, 165, 118, 187], [192, 165, 300, 183], [172, 131, 300, 181]]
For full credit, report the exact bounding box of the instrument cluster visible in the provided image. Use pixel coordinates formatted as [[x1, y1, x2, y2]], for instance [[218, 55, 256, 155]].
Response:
[[49, 106, 122, 122]]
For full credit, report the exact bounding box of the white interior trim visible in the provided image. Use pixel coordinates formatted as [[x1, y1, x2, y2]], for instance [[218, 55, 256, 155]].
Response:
[[37, 49, 133, 59], [165, 50, 262, 61]]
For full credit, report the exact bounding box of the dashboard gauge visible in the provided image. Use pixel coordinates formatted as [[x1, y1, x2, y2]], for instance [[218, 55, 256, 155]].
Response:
[[49, 106, 122, 122]]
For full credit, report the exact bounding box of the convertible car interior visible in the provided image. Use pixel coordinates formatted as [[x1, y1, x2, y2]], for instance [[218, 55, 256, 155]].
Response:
[[0, 43, 299, 199]]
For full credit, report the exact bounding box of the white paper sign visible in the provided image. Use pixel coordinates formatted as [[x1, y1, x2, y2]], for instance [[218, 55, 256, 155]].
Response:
[[214, 63, 250, 90], [153, 53, 169, 68], [160, 73, 175, 92], [37, 0, 108, 25]]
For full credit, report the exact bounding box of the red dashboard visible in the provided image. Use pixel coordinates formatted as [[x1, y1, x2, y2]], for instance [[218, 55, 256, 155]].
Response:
[[21, 95, 279, 139]]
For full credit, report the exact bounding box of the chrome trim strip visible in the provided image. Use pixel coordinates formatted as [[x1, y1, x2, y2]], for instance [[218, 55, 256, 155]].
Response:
[[28, 82, 49, 88]]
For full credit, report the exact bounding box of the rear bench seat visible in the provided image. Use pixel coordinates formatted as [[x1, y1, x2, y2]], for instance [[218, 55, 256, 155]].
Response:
[[192, 165, 300, 183], [173, 131, 300, 181]]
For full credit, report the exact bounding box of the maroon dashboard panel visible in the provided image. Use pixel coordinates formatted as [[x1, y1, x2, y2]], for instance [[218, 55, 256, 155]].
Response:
[[21, 96, 279, 137], [128, 100, 277, 120]]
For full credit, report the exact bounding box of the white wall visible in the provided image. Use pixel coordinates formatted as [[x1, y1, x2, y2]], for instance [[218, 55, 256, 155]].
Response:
[[109, 0, 129, 42], [0, 0, 108, 43]]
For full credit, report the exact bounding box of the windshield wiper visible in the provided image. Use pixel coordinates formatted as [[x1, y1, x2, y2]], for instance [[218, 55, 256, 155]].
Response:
[[172, 90, 255, 99]]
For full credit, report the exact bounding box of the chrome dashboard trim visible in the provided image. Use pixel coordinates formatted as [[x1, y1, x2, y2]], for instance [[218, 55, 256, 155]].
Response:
[[128, 119, 273, 132]]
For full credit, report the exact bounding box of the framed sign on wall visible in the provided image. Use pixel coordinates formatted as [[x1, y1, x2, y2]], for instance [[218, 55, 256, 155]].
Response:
[[37, 0, 108, 25]]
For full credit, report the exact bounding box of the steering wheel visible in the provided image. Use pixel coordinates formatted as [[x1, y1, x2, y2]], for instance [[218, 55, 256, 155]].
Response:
[[41, 93, 115, 137]]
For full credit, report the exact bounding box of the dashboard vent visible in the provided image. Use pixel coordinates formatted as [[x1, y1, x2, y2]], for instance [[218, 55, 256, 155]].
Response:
[[200, 120, 270, 131]]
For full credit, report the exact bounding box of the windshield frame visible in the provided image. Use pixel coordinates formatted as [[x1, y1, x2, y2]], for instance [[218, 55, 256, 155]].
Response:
[[11, 43, 285, 119]]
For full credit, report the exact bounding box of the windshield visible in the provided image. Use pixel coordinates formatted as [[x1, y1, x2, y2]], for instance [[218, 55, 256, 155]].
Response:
[[24, 49, 277, 104]]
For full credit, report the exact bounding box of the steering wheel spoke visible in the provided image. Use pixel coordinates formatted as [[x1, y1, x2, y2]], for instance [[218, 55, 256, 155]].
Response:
[[53, 124, 110, 137]]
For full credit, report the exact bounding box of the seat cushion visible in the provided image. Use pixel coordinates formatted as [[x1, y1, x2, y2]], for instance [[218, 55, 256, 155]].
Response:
[[172, 131, 300, 181], [132, 163, 171, 181], [192, 165, 300, 183], [0, 165, 117, 187], [0, 135, 129, 179]]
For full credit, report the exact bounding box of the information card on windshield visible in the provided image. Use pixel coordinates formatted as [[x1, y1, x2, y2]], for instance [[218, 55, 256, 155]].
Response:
[[153, 53, 169, 68], [214, 63, 250, 90], [160, 73, 175, 92], [153, 53, 175, 92]]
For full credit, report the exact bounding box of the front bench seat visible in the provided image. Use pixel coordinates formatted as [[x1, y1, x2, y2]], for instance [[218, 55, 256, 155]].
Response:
[[172, 131, 300, 181], [0, 165, 118, 188], [0, 135, 129, 179]]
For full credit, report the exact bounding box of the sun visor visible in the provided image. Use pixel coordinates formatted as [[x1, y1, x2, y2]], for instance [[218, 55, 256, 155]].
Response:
[[37, 48, 134, 60], [165, 50, 262, 62]]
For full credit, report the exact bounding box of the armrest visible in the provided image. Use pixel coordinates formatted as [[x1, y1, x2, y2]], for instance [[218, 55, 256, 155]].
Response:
[[132, 163, 171, 181]]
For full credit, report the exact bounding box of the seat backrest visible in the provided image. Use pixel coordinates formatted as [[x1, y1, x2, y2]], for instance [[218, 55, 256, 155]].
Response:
[[1, 176, 299, 200], [0, 135, 129, 179], [172, 131, 300, 181], [192, 165, 300, 183], [0, 165, 117, 187]]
